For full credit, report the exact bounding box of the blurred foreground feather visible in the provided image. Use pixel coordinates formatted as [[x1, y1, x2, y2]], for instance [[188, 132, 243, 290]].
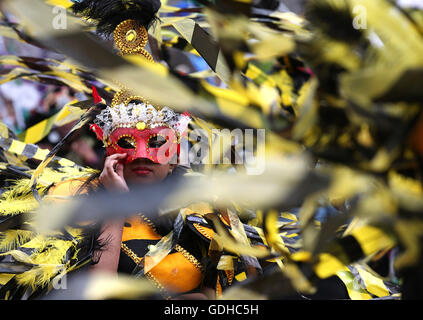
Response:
[[42, 271, 160, 300]]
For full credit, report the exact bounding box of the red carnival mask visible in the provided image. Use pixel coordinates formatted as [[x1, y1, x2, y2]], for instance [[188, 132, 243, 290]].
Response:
[[106, 126, 178, 164], [90, 88, 190, 164]]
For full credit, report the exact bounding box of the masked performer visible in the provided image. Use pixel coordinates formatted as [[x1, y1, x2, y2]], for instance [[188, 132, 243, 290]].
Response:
[[82, 100, 216, 299], [0, 0, 269, 300], [0, 100, 267, 300], [69, 0, 268, 299]]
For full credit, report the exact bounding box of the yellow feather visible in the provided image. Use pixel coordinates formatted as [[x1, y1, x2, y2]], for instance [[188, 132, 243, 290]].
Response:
[[15, 238, 73, 288], [0, 230, 33, 251], [15, 264, 66, 289], [0, 166, 97, 216], [0, 196, 40, 215], [0, 162, 97, 289], [13, 226, 84, 288]]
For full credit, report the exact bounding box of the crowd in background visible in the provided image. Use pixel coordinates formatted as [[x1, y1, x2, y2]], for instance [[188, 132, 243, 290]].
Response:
[[0, 1, 106, 169]]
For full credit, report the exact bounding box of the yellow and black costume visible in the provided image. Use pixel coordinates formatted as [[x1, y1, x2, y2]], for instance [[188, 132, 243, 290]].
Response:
[[0, 156, 272, 299], [42, 170, 267, 299]]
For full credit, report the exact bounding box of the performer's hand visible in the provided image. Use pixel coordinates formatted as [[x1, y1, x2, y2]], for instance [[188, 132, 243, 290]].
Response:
[[99, 153, 129, 192]]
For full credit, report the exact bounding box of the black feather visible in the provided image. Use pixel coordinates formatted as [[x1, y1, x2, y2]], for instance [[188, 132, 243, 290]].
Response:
[[72, 0, 161, 36], [305, 0, 363, 43]]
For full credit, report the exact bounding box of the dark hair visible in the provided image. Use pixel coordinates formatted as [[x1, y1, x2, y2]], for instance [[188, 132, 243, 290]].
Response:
[[71, 0, 161, 37], [76, 170, 103, 196]]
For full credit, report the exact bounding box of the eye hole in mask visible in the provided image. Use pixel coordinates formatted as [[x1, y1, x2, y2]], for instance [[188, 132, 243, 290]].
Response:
[[128, 99, 143, 105], [148, 135, 167, 148], [117, 136, 136, 149]]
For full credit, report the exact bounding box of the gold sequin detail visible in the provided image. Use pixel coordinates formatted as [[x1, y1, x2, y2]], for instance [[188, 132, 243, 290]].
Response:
[[111, 90, 152, 108], [111, 19, 155, 109], [226, 270, 234, 286], [111, 89, 132, 107], [121, 242, 142, 265], [136, 121, 146, 130], [120, 242, 171, 299], [114, 19, 149, 55], [193, 223, 213, 240], [138, 214, 157, 232], [174, 244, 204, 272], [145, 271, 172, 300]]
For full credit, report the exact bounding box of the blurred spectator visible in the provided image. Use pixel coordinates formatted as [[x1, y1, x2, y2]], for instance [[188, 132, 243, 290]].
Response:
[[0, 79, 42, 132], [23, 85, 105, 169], [29, 86, 77, 120], [0, 91, 16, 130], [55, 120, 104, 169]]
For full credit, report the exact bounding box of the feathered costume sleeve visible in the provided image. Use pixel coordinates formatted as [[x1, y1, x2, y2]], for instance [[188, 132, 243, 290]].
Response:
[[0, 121, 103, 299]]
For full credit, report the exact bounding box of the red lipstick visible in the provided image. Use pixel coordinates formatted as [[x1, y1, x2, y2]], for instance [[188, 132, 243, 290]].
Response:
[[132, 166, 153, 175]]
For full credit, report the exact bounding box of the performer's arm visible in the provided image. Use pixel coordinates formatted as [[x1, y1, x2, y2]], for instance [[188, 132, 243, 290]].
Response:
[[90, 220, 125, 273], [90, 153, 128, 273]]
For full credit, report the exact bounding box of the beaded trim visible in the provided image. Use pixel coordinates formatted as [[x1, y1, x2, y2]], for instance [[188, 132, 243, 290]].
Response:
[[225, 270, 234, 286], [116, 134, 137, 147], [138, 213, 158, 232], [193, 223, 214, 240], [113, 19, 153, 60], [121, 242, 142, 265], [174, 244, 204, 273], [120, 242, 172, 299], [145, 271, 172, 300]]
